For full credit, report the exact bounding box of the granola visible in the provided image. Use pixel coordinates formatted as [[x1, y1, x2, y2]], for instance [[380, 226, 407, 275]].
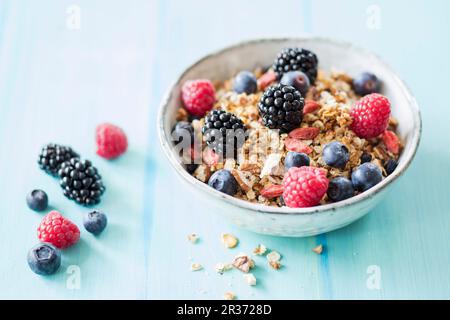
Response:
[[174, 47, 402, 208]]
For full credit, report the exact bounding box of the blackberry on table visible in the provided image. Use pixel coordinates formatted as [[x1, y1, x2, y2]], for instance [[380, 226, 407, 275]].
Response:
[[258, 84, 304, 133], [202, 110, 246, 158], [272, 48, 318, 83], [58, 158, 105, 206], [38, 143, 79, 176]]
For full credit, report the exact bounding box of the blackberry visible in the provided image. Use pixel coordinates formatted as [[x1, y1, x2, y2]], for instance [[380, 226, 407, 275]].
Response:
[[38, 143, 79, 176], [58, 158, 105, 206], [272, 48, 318, 83], [202, 110, 246, 157], [258, 84, 304, 132]]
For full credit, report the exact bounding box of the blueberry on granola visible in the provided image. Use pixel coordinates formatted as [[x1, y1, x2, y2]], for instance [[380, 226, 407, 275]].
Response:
[[258, 84, 304, 133], [284, 151, 310, 170], [327, 177, 354, 202], [360, 152, 372, 164], [233, 71, 257, 94], [351, 162, 382, 192], [280, 71, 310, 97], [322, 142, 349, 169], [353, 72, 381, 96], [272, 48, 318, 83], [172, 121, 195, 146], [208, 169, 238, 196], [384, 158, 398, 175], [202, 110, 246, 158]]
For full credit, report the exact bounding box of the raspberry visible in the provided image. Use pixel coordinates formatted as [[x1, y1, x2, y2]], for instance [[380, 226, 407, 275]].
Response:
[[382, 130, 400, 154], [350, 93, 391, 138], [181, 79, 216, 117], [283, 167, 329, 208], [37, 211, 80, 249], [96, 123, 128, 159]]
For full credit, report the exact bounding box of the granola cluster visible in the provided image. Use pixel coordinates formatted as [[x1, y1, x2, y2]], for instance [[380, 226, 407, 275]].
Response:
[[176, 66, 401, 207]]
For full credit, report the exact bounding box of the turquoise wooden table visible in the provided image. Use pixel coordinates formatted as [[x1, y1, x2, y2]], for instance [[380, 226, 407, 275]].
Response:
[[0, 0, 449, 299]]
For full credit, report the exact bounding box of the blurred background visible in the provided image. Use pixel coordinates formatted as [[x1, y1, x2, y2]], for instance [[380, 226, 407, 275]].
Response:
[[0, 0, 449, 299]]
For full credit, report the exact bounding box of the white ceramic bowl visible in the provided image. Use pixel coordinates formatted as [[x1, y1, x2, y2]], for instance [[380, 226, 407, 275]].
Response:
[[158, 37, 421, 237]]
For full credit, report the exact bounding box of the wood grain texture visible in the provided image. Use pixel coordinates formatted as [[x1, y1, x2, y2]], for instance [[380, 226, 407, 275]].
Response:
[[0, 0, 449, 299]]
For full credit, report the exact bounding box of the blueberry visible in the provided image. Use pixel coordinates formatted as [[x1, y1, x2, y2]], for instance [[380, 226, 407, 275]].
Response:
[[353, 72, 381, 96], [327, 177, 354, 202], [83, 210, 108, 235], [284, 152, 310, 170], [280, 71, 310, 96], [186, 163, 198, 174], [351, 162, 382, 192], [26, 189, 48, 211], [172, 121, 194, 146], [233, 71, 257, 94], [384, 159, 398, 175], [27, 243, 61, 275], [322, 142, 349, 169], [360, 152, 372, 164], [208, 169, 238, 196]]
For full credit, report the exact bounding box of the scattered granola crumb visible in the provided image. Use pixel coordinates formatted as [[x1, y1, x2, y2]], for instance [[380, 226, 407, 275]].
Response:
[[232, 254, 255, 273], [224, 292, 236, 300], [253, 244, 267, 256], [190, 263, 203, 271], [215, 262, 233, 274], [269, 260, 282, 270], [221, 233, 239, 248], [187, 233, 199, 244], [243, 273, 257, 286], [312, 244, 323, 254], [266, 251, 281, 262]]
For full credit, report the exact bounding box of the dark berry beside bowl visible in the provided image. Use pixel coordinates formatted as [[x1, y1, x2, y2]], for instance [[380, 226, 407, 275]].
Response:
[[284, 152, 310, 170], [83, 210, 108, 235], [58, 158, 105, 206], [26, 189, 48, 211], [352, 72, 381, 96], [208, 169, 238, 196], [351, 162, 382, 192], [280, 71, 310, 97], [322, 142, 349, 169], [27, 243, 61, 276], [327, 177, 354, 202], [38, 143, 79, 176], [233, 71, 257, 94]]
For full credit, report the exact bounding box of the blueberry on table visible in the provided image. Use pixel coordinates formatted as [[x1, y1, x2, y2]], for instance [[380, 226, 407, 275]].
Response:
[[83, 210, 108, 235], [384, 159, 398, 175], [352, 72, 381, 96], [284, 151, 310, 170], [351, 162, 382, 192], [26, 189, 48, 211], [27, 243, 61, 275], [327, 177, 354, 202], [280, 71, 310, 97], [233, 71, 257, 94], [322, 142, 349, 169], [208, 169, 238, 196]]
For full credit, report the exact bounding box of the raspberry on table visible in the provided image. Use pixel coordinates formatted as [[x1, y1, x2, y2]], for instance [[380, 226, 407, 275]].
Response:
[[37, 211, 80, 249], [282, 166, 329, 208], [96, 123, 128, 159], [181, 79, 216, 117], [350, 93, 391, 139]]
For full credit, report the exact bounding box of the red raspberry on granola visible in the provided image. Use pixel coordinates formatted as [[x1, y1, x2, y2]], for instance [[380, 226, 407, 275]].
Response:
[[181, 79, 216, 117], [283, 167, 329, 208]]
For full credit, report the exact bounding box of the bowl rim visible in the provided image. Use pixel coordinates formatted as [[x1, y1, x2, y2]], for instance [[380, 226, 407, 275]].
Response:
[[157, 36, 422, 215]]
